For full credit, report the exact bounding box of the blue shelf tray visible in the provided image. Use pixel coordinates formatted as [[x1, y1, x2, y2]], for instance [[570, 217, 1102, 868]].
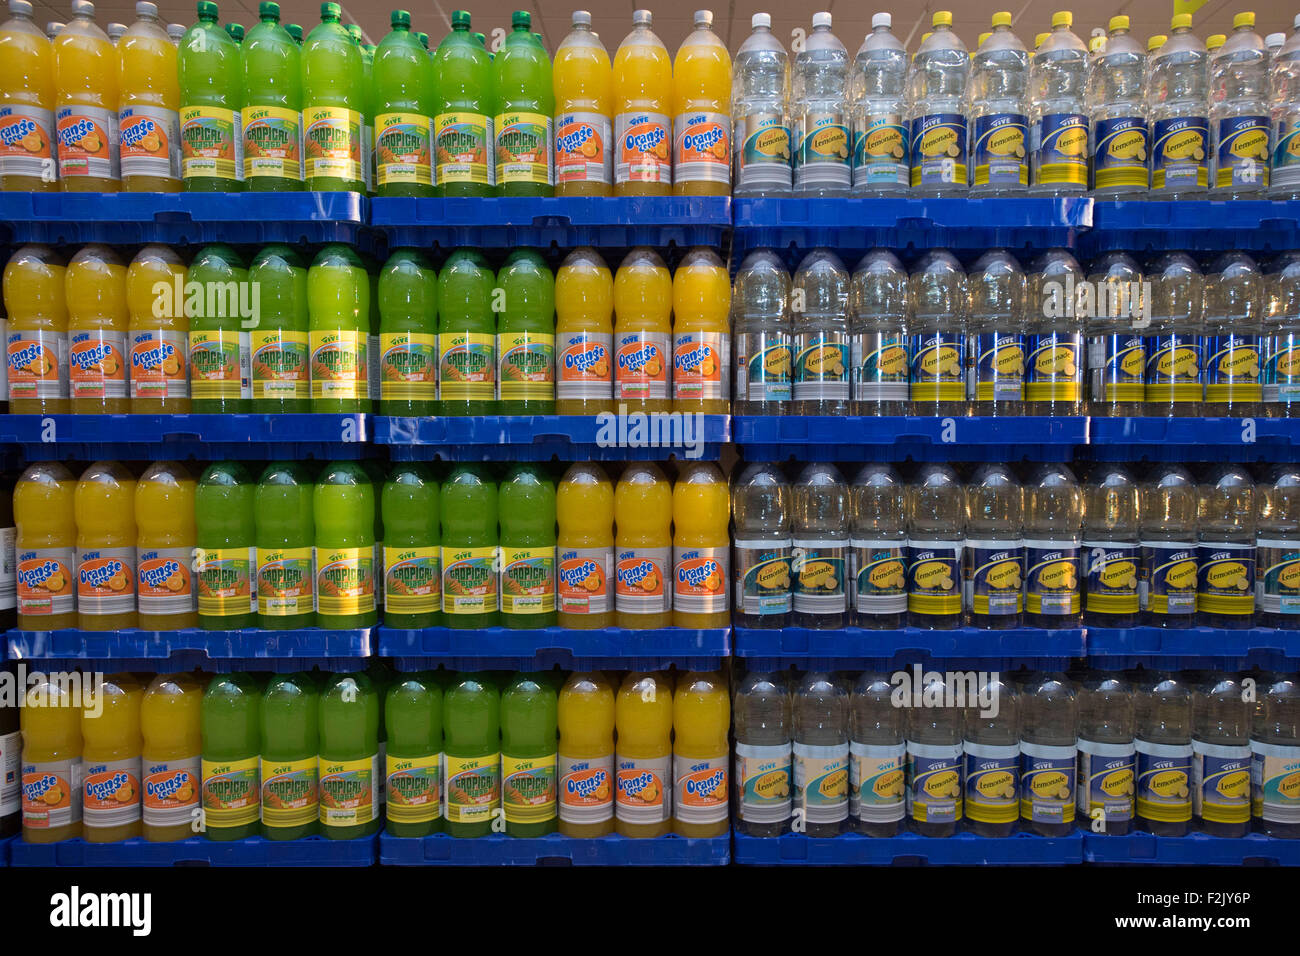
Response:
[[1086, 626, 1300, 666], [9, 834, 377, 867], [379, 831, 729, 866], [7, 627, 374, 662], [0, 834, 13, 867], [370, 196, 731, 249], [1090, 416, 1300, 462], [1087, 200, 1300, 253], [732, 829, 1082, 865], [0, 191, 366, 245], [733, 626, 1085, 661], [1083, 831, 1300, 866]]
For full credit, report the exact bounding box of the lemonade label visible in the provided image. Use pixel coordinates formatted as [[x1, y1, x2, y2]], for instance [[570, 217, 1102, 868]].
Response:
[[498, 331, 555, 402], [614, 110, 670, 184], [674, 110, 730, 186], [615, 546, 671, 616], [906, 541, 962, 618], [442, 546, 497, 616], [315, 548, 374, 617], [555, 111, 611, 186], [793, 743, 849, 825], [910, 331, 965, 402], [495, 111, 553, 186], [1151, 116, 1209, 192], [1145, 333, 1202, 404], [142, 756, 200, 828], [971, 332, 1026, 403], [735, 112, 792, 191], [906, 741, 963, 823], [794, 112, 851, 191], [374, 111, 433, 186], [435, 112, 493, 186], [614, 330, 670, 402], [964, 540, 1024, 618], [446, 752, 501, 823], [559, 753, 613, 824], [119, 105, 180, 182], [1093, 116, 1150, 190], [319, 755, 378, 827], [256, 546, 314, 618], [792, 331, 849, 402], [972, 112, 1028, 187], [303, 105, 363, 184], [501, 546, 556, 616], [1031, 112, 1088, 187], [558, 546, 611, 615], [673, 546, 728, 616], [0, 105, 55, 180], [1089, 333, 1146, 404], [964, 742, 1020, 825], [1083, 541, 1140, 617], [1272, 114, 1300, 191], [384, 546, 440, 617], [616, 754, 671, 824], [21, 758, 81, 830], [1136, 740, 1194, 823], [242, 105, 304, 181], [556, 331, 612, 402], [180, 105, 240, 181], [673, 331, 727, 402], [1215, 115, 1269, 189], [1203, 333, 1262, 403], [1140, 542, 1199, 617], [734, 539, 792, 617], [16, 547, 75, 617], [137, 547, 193, 617], [736, 332, 793, 404], [853, 113, 909, 189], [76, 546, 135, 616], [1264, 332, 1300, 404], [380, 332, 438, 403], [1251, 740, 1300, 825], [438, 332, 495, 403], [196, 546, 255, 617], [792, 541, 846, 616], [852, 332, 910, 403], [309, 329, 367, 401], [1192, 742, 1251, 825], [189, 329, 251, 401], [83, 757, 141, 830], [910, 113, 967, 188], [1258, 538, 1300, 616], [502, 752, 558, 825], [1197, 542, 1256, 617], [851, 539, 907, 617], [1025, 540, 1082, 617], [56, 105, 119, 181], [850, 742, 905, 824], [386, 753, 441, 825], [69, 329, 127, 400], [1025, 332, 1083, 404], [260, 757, 319, 829], [1077, 739, 1135, 824], [1020, 742, 1077, 824], [251, 329, 310, 402], [735, 742, 791, 825], [8, 329, 67, 401], [130, 329, 188, 400], [201, 756, 260, 829], [673, 754, 728, 825]]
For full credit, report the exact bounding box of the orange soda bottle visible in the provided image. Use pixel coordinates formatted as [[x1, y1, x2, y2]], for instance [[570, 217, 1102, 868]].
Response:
[[5, 244, 69, 413], [135, 461, 197, 630], [671, 246, 731, 414], [614, 462, 672, 629], [553, 10, 612, 196], [14, 461, 77, 631], [556, 462, 613, 629], [672, 461, 730, 628], [54, 0, 120, 191], [74, 460, 137, 632], [21, 675, 83, 843], [554, 247, 614, 415], [671, 9, 731, 196], [672, 669, 730, 837], [557, 671, 615, 837], [0, 0, 58, 191], [613, 247, 671, 413], [66, 243, 130, 413], [612, 9, 671, 195], [140, 672, 204, 842], [615, 670, 673, 837], [117, 0, 181, 191], [81, 673, 143, 843], [127, 244, 190, 413]]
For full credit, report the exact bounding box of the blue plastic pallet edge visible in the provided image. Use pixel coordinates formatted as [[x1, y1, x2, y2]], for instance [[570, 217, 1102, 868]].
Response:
[[379, 830, 729, 865], [1087, 626, 1300, 660], [8, 834, 377, 867], [732, 829, 1083, 865], [1083, 831, 1300, 866], [370, 195, 731, 228], [732, 626, 1086, 660], [377, 625, 730, 660], [6, 627, 375, 661], [374, 413, 729, 446], [732, 415, 1089, 447], [0, 413, 369, 446]]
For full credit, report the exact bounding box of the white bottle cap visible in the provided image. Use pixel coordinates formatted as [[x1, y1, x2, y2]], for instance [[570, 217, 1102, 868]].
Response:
[[9, 0, 32, 15], [695, 10, 713, 27], [872, 13, 891, 29], [1295, 13, 1300, 31], [136, 1, 157, 17], [1267, 31, 1286, 47], [572, 10, 591, 27], [71, 0, 94, 18], [633, 9, 652, 25], [813, 11, 832, 28], [752, 13, 771, 29]]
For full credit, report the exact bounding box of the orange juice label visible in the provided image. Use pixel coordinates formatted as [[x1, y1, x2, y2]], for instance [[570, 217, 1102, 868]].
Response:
[[142, 756, 200, 827], [673, 754, 728, 824], [76, 546, 135, 616], [242, 104, 304, 181], [615, 546, 670, 615], [556, 331, 613, 401], [438, 332, 495, 403], [614, 111, 671, 184], [252, 329, 310, 401], [502, 752, 558, 824], [195, 546, 255, 617], [261, 756, 319, 829], [68, 329, 128, 399], [555, 111, 611, 185], [303, 105, 362, 183], [201, 756, 260, 828], [189, 329, 251, 401], [310, 329, 367, 400], [0, 106, 56, 179], [316, 548, 374, 617], [615, 754, 671, 824], [1, 729, 15, 818], [180, 105, 241, 181], [495, 111, 553, 186], [614, 331, 670, 400], [435, 112, 493, 186], [498, 331, 555, 402], [374, 111, 433, 185], [83, 757, 142, 829], [256, 546, 314, 617], [673, 110, 730, 185], [130, 329, 188, 400], [384, 546, 440, 616], [445, 752, 500, 823], [119, 105, 181, 181], [22, 758, 81, 829], [137, 547, 194, 616], [441, 546, 497, 615], [17, 547, 75, 617], [558, 546, 611, 615], [501, 546, 556, 615], [8, 330, 67, 401], [672, 331, 728, 401], [673, 546, 728, 615], [558, 754, 614, 823], [386, 753, 441, 824], [379, 332, 437, 402], [56, 105, 119, 180]]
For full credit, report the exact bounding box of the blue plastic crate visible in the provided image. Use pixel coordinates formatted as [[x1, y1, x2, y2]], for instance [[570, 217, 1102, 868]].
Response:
[[1085, 626, 1300, 669], [1087, 200, 1300, 254], [9, 834, 377, 866], [0, 834, 13, 867], [732, 829, 1083, 865], [1083, 831, 1300, 866], [7, 627, 374, 662], [733, 626, 1085, 661], [379, 830, 729, 865], [1090, 416, 1300, 462]]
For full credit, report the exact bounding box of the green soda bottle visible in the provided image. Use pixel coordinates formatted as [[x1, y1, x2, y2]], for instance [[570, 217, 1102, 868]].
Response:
[[343, 24, 374, 195], [382, 463, 441, 629], [374, 11, 436, 196], [437, 249, 497, 416], [179, 1, 244, 192], [259, 672, 319, 840], [440, 464, 499, 629], [248, 244, 310, 412], [385, 672, 443, 836], [444, 672, 500, 837], [433, 11, 495, 196], [187, 244, 250, 414], [496, 249, 556, 414], [314, 461, 378, 629], [474, 33, 487, 51], [362, 458, 387, 613], [416, 32, 429, 52], [200, 672, 261, 841], [254, 461, 315, 629], [494, 12, 554, 197], [285, 23, 302, 44], [308, 243, 369, 413], [195, 461, 256, 630], [367, 658, 393, 811], [318, 670, 380, 839], [378, 249, 438, 415], [499, 465, 557, 628], [500, 671, 558, 836], [301, 2, 365, 192], [224, 23, 244, 44], [241, 2, 304, 190]]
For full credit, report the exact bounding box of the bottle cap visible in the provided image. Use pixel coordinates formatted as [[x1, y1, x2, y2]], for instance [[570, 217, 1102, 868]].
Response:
[[1170, 13, 1192, 30], [812, 12, 832, 28], [9, 0, 33, 16], [135, 1, 157, 17], [1148, 34, 1167, 51], [1035, 32, 1049, 46], [196, 1, 217, 21], [978, 31, 991, 45], [1108, 15, 1128, 31], [1088, 35, 1103, 51], [107, 21, 126, 36], [922, 31, 932, 43], [572, 10, 591, 27], [286, 23, 301, 40], [452, 10, 470, 28], [392, 9, 410, 28], [1267, 31, 1286, 46], [1207, 33, 1226, 49], [257, 1, 278, 19], [512, 10, 529, 28], [752, 13, 771, 29], [694, 10, 713, 27], [1052, 11, 1072, 28], [872, 13, 890, 29], [932, 10, 952, 27], [992, 11, 1011, 27], [1233, 12, 1254, 29], [320, 2, 340, 22], [633, 9, 652, 25], [71, 0, 94, 17]]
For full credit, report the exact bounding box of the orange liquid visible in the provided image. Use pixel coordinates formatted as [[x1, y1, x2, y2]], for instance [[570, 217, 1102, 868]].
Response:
[[74, 461, 137, 632], [81, 675, 143, 843], [613, 248, 672, 413], [21, 676, 83, 843], [672, 462, 730, 629], [558, 672, 615, 837], [612, 17, 671, 196], [554, 248, 614, 415], [614, 671, 673, 837], [4, 245, 69, 414], [118, 12, 180, 192], [671, 247, 731, 415], [126, 245, 189, 413], [557, 463, 614, 629], [672, 671, 730, 837], [553, 19, 612, 197], [671, 19, 731, 196], [54, 12, 120, 192], [66, 244, 130, 414], [614, 463, 673, 630], [14, 462, 77, 632], [0, 8, 57, 191]]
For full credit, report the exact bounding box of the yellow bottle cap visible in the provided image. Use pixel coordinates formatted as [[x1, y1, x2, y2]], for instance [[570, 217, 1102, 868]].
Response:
[[1052, 11, 1072, 28], [1171, 13, 1192, 30], [932, 11, 952, 27], [992, 11, 1012, 27], [1089, 36, 1103, 51], [1207, 33, 1226, 49], [979, 31, 991, 45], [1233, 12, 1255, 29], [1035, 32, 1049, 47], [1108, 16, 1128, 31], [922, 31, 932, 43], [1148, 34, 1167, 51]]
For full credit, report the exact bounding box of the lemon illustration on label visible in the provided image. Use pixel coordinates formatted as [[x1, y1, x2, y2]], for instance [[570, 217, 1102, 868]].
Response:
[[1036, 345, 1077, 377], [1053, 126, 1088, 157], [1164, 560, 1198, 590], [1101, 769, 1134, 797], [873, 770, 905, 799], [1108, 129, 1146, 160], [868, 561, 906, 590]]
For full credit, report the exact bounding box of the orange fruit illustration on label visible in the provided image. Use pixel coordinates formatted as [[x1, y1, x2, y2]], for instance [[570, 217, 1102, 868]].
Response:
[[108, 572, 127, 592], [161, 355, 181, 375], [116, 782, 135, 803], [44, 571, 65, 592], [165, 572, 185, 592], [595, 779, 612, 802], [640, 778, 660, 803], [100, 355, 119, 375], [21, 130, 44, 152], [644, 356, 662, 377], [79, 132, 102, 152], [43, 785, 62, 805], [175, 783, 194, 803], [580, 139, 599, 158]]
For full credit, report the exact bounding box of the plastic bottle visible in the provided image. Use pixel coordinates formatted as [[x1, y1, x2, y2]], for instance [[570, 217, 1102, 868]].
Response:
[[372, 10, 433, 196], [14, 462, 76, 631], [1139, 465, 1199, 626], [167, 22, 184, 44], [134, 461, 196, 630], [1264, 251, 1300, 415], [240, 1, 302, 189], [195, 460, 255, 629], [1210, 13, 1270, 197], [259, 672, 318, 840], [907, 462, 965, 629], [437, 248, 496, 415], [671, 9, 730, 196], [246, 244, 308, 412], [493, 11, 553, 197], [909, 249, 966, 416], [126, 244, 188, 413], [21, 675, 82, 843], [558, 671, 614, 836], [671, 670, 728, 837], [382, 463, 439, 630], [499, 464, 556, 628], [673, 461, 729, 629], [317, 671, 379, 839], [65, 244, 129, 413], [611, 671, 671, 837], [1191, 672, 1252, 837], [442, 672, 499, 838], [1251, 671, 1300, 837], [385, 672, 442, 837], [313, 461, 376, 629], [1075, 669, 1134, 835], [307, 243, 369, 412], [1149, 14, 1208, 196], [791, 671, 848, 836], [499, 671, 558, 837], [906, 670, 964, 836], [848, 671, 905, 836], [1197, 463, 1257, 628], [1020, 672, 1078, 836], [0, 484, 12, 633], [734, 668, 791, 835], [376, 249, 436, 414], [74, 460, 136, 632], [1089, 16, 1149, 196], [53, 0, 119, 190], [1144, 252, 1205, 415], [1258, 464, 1300, 627], [496, 248, 555, 414], [732, 250, 792, 414], [791, 248, 849, 415], [612, 247, 671, 413], [1086, 251, 1145, 416], [963, 674, 1019, 837], [1029, 11, 1089, 193], [140, 672, 202, 842], [1203, 251, 1264, 418], [612, 10, 671, 195], [966, 248, 1027, 414], [848, 13, 907, 194], [116, 1, 179, 192], [847, 249, 908, 415], [790, 463, 848, 628], [1135, 670, 1194, 836], [187, 243, 251, 414], [178, 1, 242, 191], [299, 2, 363, 192], [1023, 462, 1083, 628], [554, 247, 614, 415], [732, 13, 790, 196], [556, 461, 612, 628], [200, 672, 260, 841], [968, 11, 1029, 195], [224, 22, 242, 44], [671, 246, 730, 414], [1269, 20, 1300, 198], [791, 12, 849, 196], [964, 462, 1025, 628], [0, 0, 58, 192], [1082, 463, 1141, 628], [1024, 248, 1086, 416], [5, 245, 68, 413], [433, 10, 494, 196], [46, 22, 62, 41], [80, 674, 142, 843], [440, 464, 498, 628], [908, 12, 969, 195], [614, 462, 672, 629], [846, 463, 906, 629], [553, 11, 612, 195], [732, 461, 792, 628], [254, 461, 314, 629]]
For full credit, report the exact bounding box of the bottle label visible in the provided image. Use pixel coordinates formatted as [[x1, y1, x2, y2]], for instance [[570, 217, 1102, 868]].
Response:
[[1089, 333, 1146, 404], [792, 331, 849, 401], [736, 332, 793, 404], [56, 105, 119, 181], [615, 546, 671, 616], [495, 111, 553, 186], [0, 526, 15, 612], [22, 758, 82, 829], [434, 112, 493, 186], [557, 546, 611, 615], [196, 546, 255, 617], [906, 541, 962, 617], [1250, 740, 1300, 824], [970, 332, 1025, 403], [1020, 742, 1077, 824], [0, 105, 55, 180], [1203, 332, 1262, 402], [142, 756, 200, 828], [16, 547, 75, 617], [964, 541, 1024, 617], [1258, 538, 1300, 616], [1264, 333, 1300, 404], [615, 754, 671, 824], [971, 112, 1028, 187], [82, 757, 141, 830], [1025, 540, 1081, 617], [378, 332, 438, 403], [1215, 115, 1269, 189], [68, 329, 128, 399], [673, 110, 729, 185], [1140, 542, 1199, 617], [498, 331, 554, 402], [501, 546, 556, 615], [438, 331, 495, 403], [614, 330, 670, 401], [556, 331, 613, 402], [673, 754, 728, 825], [1030, 112, 1088, 186], [614, 111, 670, 184], [854, 114, 909, 188], [309, 329, 367, 401], [910, 113, 967, 188], [256, 546, 314, 618], [130, 329, 188, 400], [8, 329, 67, 401], [372, 111, 433, 186], [850, 539, 907, 616], [964, 742, 1020, 824], [302, 105, 362, 183], [189, 329, 251, 401], [137, 547, 194, 617], [558, 754, 613, 824], [242, 105, 304, 181], [315, 547, 374, 617], [910, 331, 965, 402], [1272, 115, 1300, 189], [673, 546, 728, 615], [442, 545, 498, 615], [1093, 116, 1149, 190], [1151, 116, 1209, 192], [791, 540, 846, 615], [384, 546, 440, 617], [906, 741, 963, 823], [792, 743, 848, 823], [1136, 740, 1193, 823], [555, 111, 611, 186], [502, 753, 557, 824], [386, 753, 441, 825], [201, 756, 259, 829], [1077, 740, 1135, 824], [319, 755, 378, 826], [794, 113, 851, 190], [119, 105, 180, 182], [850, 741, 905, 823], [1145, 333, 1202, 403], [734, 539, 793, 616], [1083, 541, 1140, 617], [76, 546, 135, 616], [672, 331, 728, 402], [445, 752, 500, 824], [180, 105, 240, 181], [852, 332, 909, 402], [735, 113, 792, 190], [736, 742, 791, 824], [251, 329, 310, 401], [260, 757, 319, 829], [1024, 332, 1083, 404], [1192, 741, 1251, 824], [1198, 542, 1256, 617]]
